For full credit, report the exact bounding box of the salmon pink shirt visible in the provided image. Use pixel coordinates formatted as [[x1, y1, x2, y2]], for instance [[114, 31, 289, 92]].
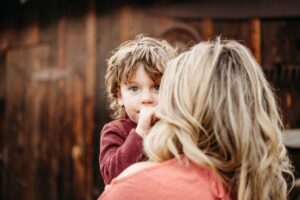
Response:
[[98, 158, 231, 200]]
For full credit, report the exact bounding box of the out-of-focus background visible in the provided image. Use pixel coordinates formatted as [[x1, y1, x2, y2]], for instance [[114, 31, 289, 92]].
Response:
[[0, 0, 300, 199]]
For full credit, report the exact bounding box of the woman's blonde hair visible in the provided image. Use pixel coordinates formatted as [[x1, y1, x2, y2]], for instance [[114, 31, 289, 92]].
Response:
[[144, 38, 294, 200], [105, 35, 177, 119]]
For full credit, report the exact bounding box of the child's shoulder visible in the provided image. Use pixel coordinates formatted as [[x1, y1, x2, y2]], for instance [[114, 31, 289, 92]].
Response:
[[102, 118, 136, 132], [105, 118, 135, 126]]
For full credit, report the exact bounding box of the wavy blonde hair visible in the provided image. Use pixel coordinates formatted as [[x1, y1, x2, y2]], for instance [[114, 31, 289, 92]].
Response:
[[144, 38, 294, 200], [105, 35, 177, 119]]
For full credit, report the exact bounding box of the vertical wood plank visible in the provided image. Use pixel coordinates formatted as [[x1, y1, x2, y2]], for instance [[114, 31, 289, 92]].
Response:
[[27, 46, 52, 200], [4, 46, 27, 200], [200, 19, 214, 40], [85, 0, 96, 199], [43, 11, 66, 200], [64, 5, 88, 198], [120, 6, 131, 42], [95, 10, 121, 197], [250, 19, 261, 64], [0, 50, 6, 200], [57, 16, 66, 69], [37, 4, 62, 200]]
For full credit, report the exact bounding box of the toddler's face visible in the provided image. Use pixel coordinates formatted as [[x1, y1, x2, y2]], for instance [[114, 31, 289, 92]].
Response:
[[118, 65, 160, 123]]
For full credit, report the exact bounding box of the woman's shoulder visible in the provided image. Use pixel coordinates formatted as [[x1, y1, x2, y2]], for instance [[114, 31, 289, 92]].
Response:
[[115, 161, 159, 181], [103, 158, 231, 200], [114, 157, 200, 182], [113, 157, 189, 182]]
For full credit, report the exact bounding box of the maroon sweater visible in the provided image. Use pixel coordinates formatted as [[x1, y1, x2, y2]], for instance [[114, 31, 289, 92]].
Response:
[[99, 118, 144, 184]]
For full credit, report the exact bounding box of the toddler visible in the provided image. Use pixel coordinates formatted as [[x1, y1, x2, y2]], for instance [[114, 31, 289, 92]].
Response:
[[99, 35, 177, 184]]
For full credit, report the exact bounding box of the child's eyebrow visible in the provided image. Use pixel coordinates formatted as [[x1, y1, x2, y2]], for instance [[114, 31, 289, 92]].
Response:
[[126, 80, 137, 85]]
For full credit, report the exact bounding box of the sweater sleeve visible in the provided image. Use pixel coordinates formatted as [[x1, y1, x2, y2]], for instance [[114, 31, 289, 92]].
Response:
[[99, 122, 143, 184]]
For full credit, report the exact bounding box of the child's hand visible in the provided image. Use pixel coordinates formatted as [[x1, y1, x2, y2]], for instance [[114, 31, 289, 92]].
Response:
[[135, 106, 158, 137]]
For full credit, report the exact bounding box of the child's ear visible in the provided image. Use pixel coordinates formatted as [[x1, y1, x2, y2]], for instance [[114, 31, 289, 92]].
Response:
[[117, 90, 124, 106]]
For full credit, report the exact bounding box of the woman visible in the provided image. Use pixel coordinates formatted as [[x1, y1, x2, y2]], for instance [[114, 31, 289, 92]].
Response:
[[98, 38, 294, 200]]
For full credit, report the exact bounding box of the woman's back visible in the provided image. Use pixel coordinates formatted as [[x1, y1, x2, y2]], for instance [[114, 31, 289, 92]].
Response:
[[99, 158, 231, 200]]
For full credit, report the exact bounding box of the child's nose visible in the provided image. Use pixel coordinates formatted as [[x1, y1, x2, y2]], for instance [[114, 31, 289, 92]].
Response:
[[140, 90, 153, 104]]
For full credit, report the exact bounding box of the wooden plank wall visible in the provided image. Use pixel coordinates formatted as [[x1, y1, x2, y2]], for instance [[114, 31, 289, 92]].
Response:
[[0, 1, 96, 200], [0, 1, 299, 200], [261, 19, 300, 129]]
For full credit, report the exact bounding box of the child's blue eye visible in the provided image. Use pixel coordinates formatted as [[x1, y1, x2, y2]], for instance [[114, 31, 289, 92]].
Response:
[[154, 84, 160, 91], [129, 86, 139, 93]]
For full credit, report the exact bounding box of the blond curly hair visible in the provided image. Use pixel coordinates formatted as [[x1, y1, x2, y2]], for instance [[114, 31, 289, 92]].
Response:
[[104, 35, 177, 119], [144, 38, 294, 200]]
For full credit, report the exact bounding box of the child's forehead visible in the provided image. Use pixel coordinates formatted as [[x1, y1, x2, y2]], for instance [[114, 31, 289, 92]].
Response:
[[124, 77, 161, 84], [121, 63, 162, 84]]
